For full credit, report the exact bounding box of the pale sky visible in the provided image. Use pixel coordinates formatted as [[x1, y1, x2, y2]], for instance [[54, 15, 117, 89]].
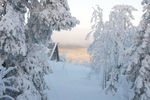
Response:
[[52, 0, 143, 48]]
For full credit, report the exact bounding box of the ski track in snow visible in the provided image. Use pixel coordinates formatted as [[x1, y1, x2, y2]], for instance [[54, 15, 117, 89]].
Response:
[[44, 62, 121, 100]]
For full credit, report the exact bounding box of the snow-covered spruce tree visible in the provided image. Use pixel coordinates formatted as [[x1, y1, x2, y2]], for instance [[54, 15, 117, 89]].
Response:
[[105, 5, 137, 95], [26, 0, 79, 45], [17, 0, 79, 100], [0, 0, 79, 100], [87, 6, 117, 90], [0, 0, 6, 20], [87, 5, 137, 95], [0, 66, 18, 100], [125, 0, 150, 100], [0, 0, 27, 58], [86, 6, 104, 74], [0, 0, 27, 99]]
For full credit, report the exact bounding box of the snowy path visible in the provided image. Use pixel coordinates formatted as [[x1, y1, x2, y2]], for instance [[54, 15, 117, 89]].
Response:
[[44, 62, 121, 100]]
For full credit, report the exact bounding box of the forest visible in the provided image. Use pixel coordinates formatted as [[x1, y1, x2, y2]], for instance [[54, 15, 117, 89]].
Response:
[[0, 0, 150, 100]]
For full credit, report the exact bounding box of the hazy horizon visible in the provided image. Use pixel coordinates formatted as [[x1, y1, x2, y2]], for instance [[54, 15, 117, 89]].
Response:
[[52, 28, 92, 48]]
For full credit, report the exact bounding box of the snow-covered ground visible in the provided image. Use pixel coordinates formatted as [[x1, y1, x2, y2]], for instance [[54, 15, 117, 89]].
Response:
[[44, 62, 123, 100]]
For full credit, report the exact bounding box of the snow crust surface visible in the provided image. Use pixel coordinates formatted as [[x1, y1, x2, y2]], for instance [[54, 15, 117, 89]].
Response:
[[45, 62, 122, 100]]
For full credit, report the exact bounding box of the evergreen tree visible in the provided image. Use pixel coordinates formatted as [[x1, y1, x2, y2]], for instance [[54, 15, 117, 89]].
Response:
[[0, 65, 18, 100], [105, 5, 137, 95], [0, 0, 79, 99], [88, 5, 137, 96], [0, 0, 27, 99], [125, 0, 150, 100]]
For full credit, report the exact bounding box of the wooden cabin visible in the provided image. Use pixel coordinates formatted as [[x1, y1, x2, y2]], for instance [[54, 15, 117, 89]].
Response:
[[47, 42, 60, 61]]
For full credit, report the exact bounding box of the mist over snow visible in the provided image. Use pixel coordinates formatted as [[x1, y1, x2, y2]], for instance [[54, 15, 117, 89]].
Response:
[[52, 28, 93, 48]]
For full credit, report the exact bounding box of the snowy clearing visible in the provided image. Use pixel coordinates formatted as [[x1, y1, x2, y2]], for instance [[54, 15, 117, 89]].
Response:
[[45, 62, 122, 100]]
